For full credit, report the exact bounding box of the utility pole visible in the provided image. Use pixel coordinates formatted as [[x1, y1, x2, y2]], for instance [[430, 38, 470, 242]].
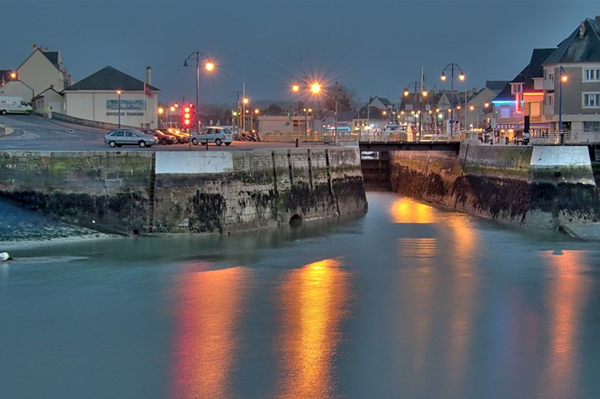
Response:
[[334, 81, 339, 143]]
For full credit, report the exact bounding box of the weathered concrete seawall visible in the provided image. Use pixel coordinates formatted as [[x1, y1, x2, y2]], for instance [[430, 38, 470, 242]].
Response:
[[0, 148, 367, 235], [390, 143, 599, 230]]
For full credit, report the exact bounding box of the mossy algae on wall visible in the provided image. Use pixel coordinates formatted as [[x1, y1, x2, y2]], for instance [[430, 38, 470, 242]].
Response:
[[390, 144, 599, 229], [0, 148, 368, 235]]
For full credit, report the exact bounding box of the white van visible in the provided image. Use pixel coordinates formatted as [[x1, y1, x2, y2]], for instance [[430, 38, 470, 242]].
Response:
[[0, 96, 33, 115]]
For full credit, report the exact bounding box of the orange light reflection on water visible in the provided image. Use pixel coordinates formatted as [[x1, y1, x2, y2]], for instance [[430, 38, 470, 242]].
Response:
[[538, 250, 590, 398], [277, 258, 350, 398], [389, 197, 436, 224], [171, 265, 250, 399]]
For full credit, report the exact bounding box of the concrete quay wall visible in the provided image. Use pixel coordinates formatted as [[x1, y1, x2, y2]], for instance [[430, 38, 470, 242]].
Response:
[[390, 143, 599, 230], [0, 148, 367, 235]]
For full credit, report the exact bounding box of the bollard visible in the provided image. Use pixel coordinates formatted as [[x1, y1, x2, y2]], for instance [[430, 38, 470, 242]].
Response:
[[205, 141, 209, 150], [295, 138, 299, 148]]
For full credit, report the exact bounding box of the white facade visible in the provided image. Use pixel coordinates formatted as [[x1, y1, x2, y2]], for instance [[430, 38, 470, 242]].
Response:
[[0, 81, 35, 100], [17, 47, 69, 99], [65, 90, 159, 129], [32, 88, 64, 116], [257, 115, 313, 132]]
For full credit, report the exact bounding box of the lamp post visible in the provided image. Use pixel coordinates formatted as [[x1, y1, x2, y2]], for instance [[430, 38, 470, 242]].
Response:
[[242, 97, 249, 132], [116, 90, 122, 128], [441, 63, 465, 136], [184, 51, 215, 148], [291, 77, 321, 133], [403, 82, 428, 141], [334, 81, 339, 143], [558, 66, 567, 145]]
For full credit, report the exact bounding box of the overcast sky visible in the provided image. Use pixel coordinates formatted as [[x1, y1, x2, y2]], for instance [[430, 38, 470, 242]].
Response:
[[1, 1, 596, 105]]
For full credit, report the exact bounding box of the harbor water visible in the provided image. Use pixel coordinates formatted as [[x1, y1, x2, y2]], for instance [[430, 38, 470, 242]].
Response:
[[1, 192, 599, 398]]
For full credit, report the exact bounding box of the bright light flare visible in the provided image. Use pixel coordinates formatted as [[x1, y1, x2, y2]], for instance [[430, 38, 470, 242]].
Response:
[[205, 62, 215, 72]]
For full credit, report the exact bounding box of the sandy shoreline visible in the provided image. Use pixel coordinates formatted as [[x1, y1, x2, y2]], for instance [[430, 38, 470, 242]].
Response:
[[0, 234, 123, 251]]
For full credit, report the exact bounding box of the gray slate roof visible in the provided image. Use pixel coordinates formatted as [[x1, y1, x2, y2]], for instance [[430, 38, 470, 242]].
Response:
[[0, 70, 13, 84], [64, 66, 160, 92], [41, 51, 60, 69], [544, 18, 600, 64], [354, 106, 387, 119], [486, 80, 510, 92]]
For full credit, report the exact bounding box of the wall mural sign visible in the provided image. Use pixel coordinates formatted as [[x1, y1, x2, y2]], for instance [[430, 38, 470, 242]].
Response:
[[106, 99, 146, 116], [106, 99, 146, 110]]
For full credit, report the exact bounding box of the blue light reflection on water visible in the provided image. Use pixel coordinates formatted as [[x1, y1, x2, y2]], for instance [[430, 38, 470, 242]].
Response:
[[1, 192, 600, 398]]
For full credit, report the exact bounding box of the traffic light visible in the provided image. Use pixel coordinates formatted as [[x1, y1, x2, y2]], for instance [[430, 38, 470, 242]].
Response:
[[181, 104, 195, 129]]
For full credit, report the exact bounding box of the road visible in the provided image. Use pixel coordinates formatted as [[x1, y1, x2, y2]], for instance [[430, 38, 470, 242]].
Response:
[[0, 114, 343, 152]]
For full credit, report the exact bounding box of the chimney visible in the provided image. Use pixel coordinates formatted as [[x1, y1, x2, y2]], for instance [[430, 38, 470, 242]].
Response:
[[579, 21, 586, 38], [146, 66, 151, 85], [32, 43, 37, 52]]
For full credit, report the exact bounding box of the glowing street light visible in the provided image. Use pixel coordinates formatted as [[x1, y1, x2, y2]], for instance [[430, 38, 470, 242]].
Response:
[[116, 90, 122, 128], [292, 84, 300, 92], [311, 83, 321, 94], [158, 107, 164, 115], [184, 51, 215, 148], [10, 72, 17, 80], [440, 63, 466, 135]]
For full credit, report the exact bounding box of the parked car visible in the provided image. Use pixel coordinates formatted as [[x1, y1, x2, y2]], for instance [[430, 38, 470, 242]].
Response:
[[166, 128, 190, 144], [191, 127, 233, 146], [0, 96, 32, 115], [142, 129, 176, 145], [104, 129, 157, 148]]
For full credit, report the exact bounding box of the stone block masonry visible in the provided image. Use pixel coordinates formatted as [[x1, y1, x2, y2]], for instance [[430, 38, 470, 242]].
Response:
[[390, 143, 599, 230], [0, 148, 367, 235]]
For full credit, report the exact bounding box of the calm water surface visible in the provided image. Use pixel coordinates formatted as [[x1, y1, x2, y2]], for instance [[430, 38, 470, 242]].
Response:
[[1, 192, 600, 399]]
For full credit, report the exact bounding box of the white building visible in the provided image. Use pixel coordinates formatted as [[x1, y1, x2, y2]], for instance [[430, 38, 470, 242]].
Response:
[[63, 66, 160, 129], [32, 87, 64, 117], [257, 115, 313, 132]]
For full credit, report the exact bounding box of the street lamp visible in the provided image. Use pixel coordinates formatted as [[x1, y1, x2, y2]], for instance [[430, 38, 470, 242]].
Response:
[[184, 51, 215, 148], [242, 97, 249, 132], [403, 81, 428, 140], [558, 66, 567, 144], [291, 77, 322, 133], [441, 63, 465, 136], [116, 90, 122, 128]]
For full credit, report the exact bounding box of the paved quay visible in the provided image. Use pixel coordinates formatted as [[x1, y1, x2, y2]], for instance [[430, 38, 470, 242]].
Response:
[[0, 114, 345, 152]]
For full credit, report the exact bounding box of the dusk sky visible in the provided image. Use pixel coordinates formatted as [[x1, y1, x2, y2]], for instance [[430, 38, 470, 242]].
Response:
[[2, 1, 596, 105]]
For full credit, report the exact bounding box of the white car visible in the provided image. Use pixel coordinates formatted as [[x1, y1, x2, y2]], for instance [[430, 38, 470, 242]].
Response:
[[191, 127, 233, 146]]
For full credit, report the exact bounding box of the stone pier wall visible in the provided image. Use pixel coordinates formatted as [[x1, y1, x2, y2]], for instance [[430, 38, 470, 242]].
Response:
[[0, 148, 367, 235], [390, 143, 599, 229]]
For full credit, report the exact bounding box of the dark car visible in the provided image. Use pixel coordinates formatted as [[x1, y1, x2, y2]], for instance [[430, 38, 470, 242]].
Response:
[[143, 129, 177, 145]]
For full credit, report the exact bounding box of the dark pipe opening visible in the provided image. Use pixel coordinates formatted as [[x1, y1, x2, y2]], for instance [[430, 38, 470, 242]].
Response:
[[289, 214, 302, 227], [132, 229, 140, 236]]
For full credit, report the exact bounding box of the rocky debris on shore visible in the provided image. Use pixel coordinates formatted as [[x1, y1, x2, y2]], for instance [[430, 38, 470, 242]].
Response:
[[0, 197, 104, 242]]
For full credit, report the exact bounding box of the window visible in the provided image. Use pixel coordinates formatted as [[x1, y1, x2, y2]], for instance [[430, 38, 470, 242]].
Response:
[[583, 121, 600, 132], [547, 94, 554, 107], [548, 72, 554, 82], [500, 106, 510, 118], [510, 83, 523, 94], [582, 92, 600, 108], [405, 104, 413, 111], [530, 103, 541, 117], [583, 68, 600, 82]]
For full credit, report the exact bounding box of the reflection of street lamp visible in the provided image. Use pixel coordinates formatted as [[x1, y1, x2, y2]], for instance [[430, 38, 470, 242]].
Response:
[[441, 63, 465, 135], [184, 51, 215, 148], [558, 66, 567, 144], [116, 90, 122, 128]]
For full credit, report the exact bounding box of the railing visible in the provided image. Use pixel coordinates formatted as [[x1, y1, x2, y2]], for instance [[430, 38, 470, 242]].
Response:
[[530, 131, 600, 145], [259, 130, 469, 144]]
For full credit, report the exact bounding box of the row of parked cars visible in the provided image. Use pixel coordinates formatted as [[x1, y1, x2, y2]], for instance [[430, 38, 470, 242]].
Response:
[[103, 127, 234, 148]]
